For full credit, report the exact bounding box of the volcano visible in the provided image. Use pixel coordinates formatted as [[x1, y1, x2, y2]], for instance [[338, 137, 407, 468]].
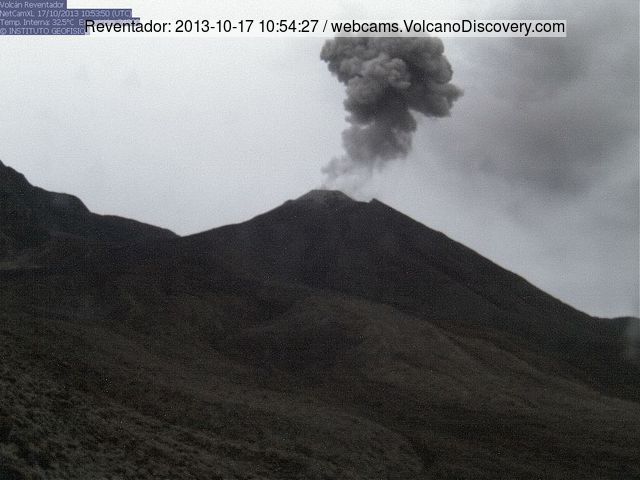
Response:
[[1, 162, 639, 479]]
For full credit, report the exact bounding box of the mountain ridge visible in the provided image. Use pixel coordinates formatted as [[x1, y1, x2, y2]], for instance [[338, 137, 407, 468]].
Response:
[[0, 161, 176, 259]]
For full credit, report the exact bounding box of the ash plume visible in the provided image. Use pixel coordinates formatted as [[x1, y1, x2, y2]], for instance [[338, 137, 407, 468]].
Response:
[[320, 37, 462, 186]]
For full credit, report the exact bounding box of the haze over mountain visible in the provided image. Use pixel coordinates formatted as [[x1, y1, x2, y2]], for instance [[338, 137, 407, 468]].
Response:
[[1, 162, 639, 479]]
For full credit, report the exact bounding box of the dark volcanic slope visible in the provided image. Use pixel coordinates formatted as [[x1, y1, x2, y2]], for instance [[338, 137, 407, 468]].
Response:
[[1, 171, 639, 479], [183, 190, 638, 397], [185, 189, 580, 322], [0, 160, 175, 259]]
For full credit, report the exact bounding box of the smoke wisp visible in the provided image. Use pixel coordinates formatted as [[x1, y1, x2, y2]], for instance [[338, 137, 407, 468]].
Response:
[[321, 36, 462, 185]]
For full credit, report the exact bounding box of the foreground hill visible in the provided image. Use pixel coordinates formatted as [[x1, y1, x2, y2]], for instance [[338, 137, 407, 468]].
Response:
[[1, 167, 639, 479]]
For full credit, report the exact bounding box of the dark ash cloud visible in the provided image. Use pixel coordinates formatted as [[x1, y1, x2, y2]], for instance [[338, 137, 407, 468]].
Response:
[[320, 37, 462, 183]]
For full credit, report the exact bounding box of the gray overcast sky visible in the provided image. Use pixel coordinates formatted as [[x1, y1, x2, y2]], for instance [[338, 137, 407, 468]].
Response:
[[1, 0, 638, 317]]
